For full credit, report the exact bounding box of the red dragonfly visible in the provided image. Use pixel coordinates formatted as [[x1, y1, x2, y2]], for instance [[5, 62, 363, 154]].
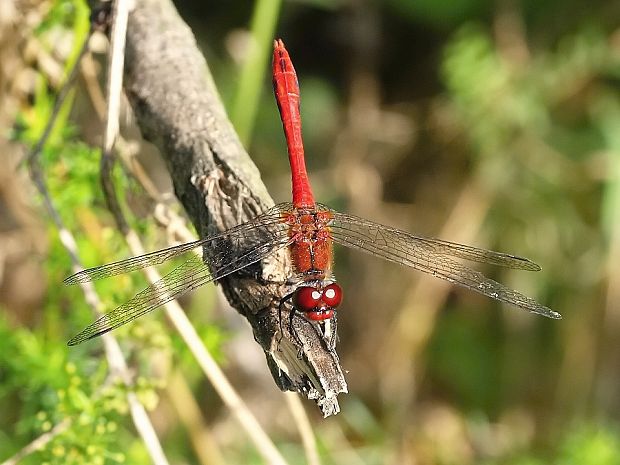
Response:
[[66, 39, 560, 346]]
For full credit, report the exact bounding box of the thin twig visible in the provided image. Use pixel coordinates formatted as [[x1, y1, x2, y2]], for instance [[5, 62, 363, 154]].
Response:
[[166, 370, 227, 465], [0, 419, 71, 465], [124, 230, 290, 465], [91, 1, 170, 463], [22, 28, 90, 168], [80, 51, 108, 119], [23, 150, 171, 465], [26, 126, 171, 465], [284, 392, 321, 465], [21, 8, 171, 465], [97, 0, 289, 462], [100, 0, 130, 233], [27, 149, 171, 465]]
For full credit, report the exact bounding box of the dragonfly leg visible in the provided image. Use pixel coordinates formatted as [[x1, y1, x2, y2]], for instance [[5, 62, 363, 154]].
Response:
[[276, 292, 306, 353]]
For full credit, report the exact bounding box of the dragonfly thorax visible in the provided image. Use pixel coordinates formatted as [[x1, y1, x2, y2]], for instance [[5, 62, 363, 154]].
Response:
[[284, 207, 335, 276]]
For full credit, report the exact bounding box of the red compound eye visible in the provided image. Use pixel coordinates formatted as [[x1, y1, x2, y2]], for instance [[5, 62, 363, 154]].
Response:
[[294, 286, 322, 311], [322, 283, 343, 308]]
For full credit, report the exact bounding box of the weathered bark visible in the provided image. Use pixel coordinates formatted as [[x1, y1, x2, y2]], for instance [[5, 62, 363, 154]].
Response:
[[120, 0, 347, 416]]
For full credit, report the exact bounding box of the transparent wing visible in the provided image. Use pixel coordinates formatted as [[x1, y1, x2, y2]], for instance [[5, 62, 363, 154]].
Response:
[[67, 203, 294, 345], [68, 255, 210, 345], [323, 205, 560, 319], [65, 203, 293, 284]]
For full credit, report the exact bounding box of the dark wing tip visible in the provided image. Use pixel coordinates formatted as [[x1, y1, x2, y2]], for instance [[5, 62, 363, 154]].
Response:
[[67, 335, 83, 346], [502, 254, 541, 271], [67, 333, 97, 346], [67, 327, 109, 346], [67, 330, 93, 345], [521, 259, 542, 272]]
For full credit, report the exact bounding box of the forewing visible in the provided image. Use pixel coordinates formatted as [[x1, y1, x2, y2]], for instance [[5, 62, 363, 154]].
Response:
[[325, 206, 560, 319], [65, 203, 292, 284]]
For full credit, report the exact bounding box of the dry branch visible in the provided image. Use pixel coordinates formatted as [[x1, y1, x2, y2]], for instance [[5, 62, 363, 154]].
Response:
[[120, 0, 347, 415]]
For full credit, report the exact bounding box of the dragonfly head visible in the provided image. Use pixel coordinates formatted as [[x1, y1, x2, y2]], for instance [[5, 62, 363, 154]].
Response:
[[293, 282, 343, 321]]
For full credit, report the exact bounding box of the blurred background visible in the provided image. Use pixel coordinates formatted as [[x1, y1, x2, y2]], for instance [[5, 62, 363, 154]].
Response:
[[1, 0, 620, 464]]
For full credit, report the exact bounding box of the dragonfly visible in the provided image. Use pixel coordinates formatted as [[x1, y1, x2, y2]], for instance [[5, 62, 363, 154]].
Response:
[[66, 39, 560, 346]]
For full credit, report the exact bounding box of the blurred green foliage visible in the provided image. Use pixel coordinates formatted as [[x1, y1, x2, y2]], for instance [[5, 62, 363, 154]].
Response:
[[2, 0, 620, 463]]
